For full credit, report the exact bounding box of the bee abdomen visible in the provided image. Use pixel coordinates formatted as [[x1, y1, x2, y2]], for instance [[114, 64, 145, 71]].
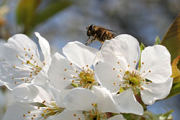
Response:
[[100, 31, 115, 42]]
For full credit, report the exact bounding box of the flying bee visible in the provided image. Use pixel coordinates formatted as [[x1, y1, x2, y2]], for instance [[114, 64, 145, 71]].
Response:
[[85, 24, 116, 45]]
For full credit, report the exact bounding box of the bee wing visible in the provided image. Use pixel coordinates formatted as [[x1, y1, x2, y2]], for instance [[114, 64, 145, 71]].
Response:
[[101, 27, 117, 35]]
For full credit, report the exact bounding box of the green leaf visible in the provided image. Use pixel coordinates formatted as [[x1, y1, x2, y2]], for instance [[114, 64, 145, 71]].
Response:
[[155, 36, 161, 45], [161, 13, 180, 60], [167, 82, 180, 98], [16, 0, 72, 35], [30, 102, 47, 107], [157, 110, 173, 120], [123, 110, 173, 120], [16, 0, 41, 34], [34, 0, 72, 27], [166, 56, 180, 98], [140, 42, 145, 52], [171, 56, 180, 83]]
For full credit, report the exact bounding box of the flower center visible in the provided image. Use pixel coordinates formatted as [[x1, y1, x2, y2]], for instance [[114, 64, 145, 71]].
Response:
[[70, 67, 97, 89], [11, 47, 45, 85], [63, 63, 98, 89], [123, 71, 142, 87], [119, 70, 152, 94], [78, 69, 96, 88], [76, 104, 108, 120], [23, 101, 64, 119], [40, 102, 64, 119]]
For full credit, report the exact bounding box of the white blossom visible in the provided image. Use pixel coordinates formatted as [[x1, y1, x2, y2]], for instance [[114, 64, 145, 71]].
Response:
[[63, 86, 128, 120], [95, 34, 172, 105], [4, 84, 66, 120], [48, 41, 98, 94], [0, 32, 51, 89]]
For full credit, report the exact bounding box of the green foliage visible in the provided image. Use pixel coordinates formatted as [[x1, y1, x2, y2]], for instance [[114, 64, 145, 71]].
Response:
[[34, 0, 72, 27], [157, 110, 173, 120], [16, 0, 41, 34], [167, 82, 180, 99], [155, 36, 161, 45], [161, 14, 180, 60], [140, 42, 145, 52], [123, 110, 173, 120], [30, 102, 47, 107], [171, 56, 180, 83], [16, 0, 72, 35], [160, 13, 180, 98]]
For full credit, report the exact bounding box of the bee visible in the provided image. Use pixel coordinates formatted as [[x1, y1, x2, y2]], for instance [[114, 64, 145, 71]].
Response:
[[85, 24, 116, 45]]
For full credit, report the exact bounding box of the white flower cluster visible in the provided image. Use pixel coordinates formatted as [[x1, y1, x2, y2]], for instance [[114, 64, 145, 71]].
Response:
[[0, 33, 172, 120]]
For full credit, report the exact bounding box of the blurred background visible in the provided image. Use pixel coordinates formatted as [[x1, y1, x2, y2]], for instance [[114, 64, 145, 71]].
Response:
[[0, 0, 180, 119]]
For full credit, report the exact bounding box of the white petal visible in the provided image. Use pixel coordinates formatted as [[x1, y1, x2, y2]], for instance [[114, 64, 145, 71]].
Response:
[[32, 71, 48, 85], [35, 32, 51, 72], [2, 102, 34, 120], [63, 41, 98, 68], [47, 85, 65, 107], [140, 45, 172, 83], [48, 52, 75, 92], [113, 89, 143, 115], [64, 88, 96, 111], [0, 34, 41, 89], [92, 86, 119, 113], [12, 83, 51, 103], [0, 62, 31, 89], [52, 110, 85, 120], [101, 34, 140, 69], [141, 78, 173, 105], [0, 80, 4, 86], [95, 61, 124, 93], [0, 34, 40, 63], [108, 114, 126, 120]]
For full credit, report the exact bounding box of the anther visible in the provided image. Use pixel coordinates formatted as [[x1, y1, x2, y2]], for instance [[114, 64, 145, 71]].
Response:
[[113, 82, 116, 86], [26, 60, 30, 64], [42, 100, 46, 104]]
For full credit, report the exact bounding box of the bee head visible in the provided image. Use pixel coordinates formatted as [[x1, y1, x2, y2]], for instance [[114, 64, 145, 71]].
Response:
[[86, 24, 94, 36]]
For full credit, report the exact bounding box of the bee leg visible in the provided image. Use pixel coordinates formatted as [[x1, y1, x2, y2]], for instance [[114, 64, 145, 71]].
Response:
[[99, 41, 104, 50], [85, 37, 95, 45], [85, 37, 91, 45]]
